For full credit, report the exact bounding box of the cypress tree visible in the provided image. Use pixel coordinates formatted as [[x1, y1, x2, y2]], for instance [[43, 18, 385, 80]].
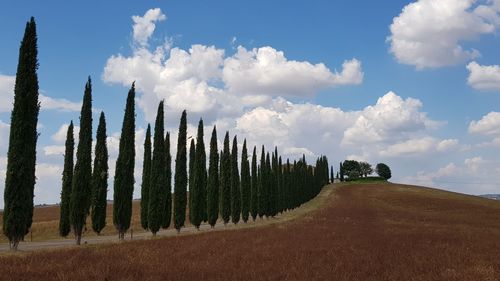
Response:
[[258, 146, 266, 218], [162, 132, 172, 228], [197, 120, 208, 223], [69, 77, 93, 246], [188, 139, 195, 225], [91, 112, 108, 235], [220, 132, 231, 225], [207, 126, 219, 228], [59, 121, 74, 237], [330, 165, 334, 183], [265, 152, 271, 217], [113, 83, 136, 240], [240, 139, 251, 223], [250, 146, 258, 221], [174, 110, 188, 232], [140, 124, 152, 230], [147, 102, 165, 235], [278, 156, 283, 214], [340, 162, 344, 182], [230, 136, 241, 224], [191, 119, 207, 229], [3, 17, 40, 250]]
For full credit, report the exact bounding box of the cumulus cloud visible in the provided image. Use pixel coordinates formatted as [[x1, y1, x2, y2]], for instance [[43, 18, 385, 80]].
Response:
[[52, 123, 80, 143], [132, 8, 166, 47], [466, 61, 500, 91], [469, 111, 500, 135], [388, 0, 499, 69], [1, 74, 81, 113], [400, 155, 500, 195], [223, 46, 363, 96], [0, 74, 15, 113], [103, 8, 363, 122], [342, 92, 439, 146], [39, 94, 81, 112], [379, 137, 459, 157], [0, 120, 10, 153]]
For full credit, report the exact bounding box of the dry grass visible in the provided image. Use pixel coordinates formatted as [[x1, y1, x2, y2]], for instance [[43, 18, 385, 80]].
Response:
[[2, 183, 500, 280], [0, 201, 145, 243]]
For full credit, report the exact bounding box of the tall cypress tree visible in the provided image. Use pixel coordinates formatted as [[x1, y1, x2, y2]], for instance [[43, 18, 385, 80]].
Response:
[[140, 124, 152, 230], [69, 77, 93, 245], [91, 112, 108, 235], [265, 152, 271, 217], [207, 126, 219, 228], [278, 156, 283, 214], [258, 146, 266, 219], [147, 102, 165, 235], [196, 120, 207, 223], [113, 83, 136, 240], [250, 146, 258, 221], [59, 122, 74, 237], [240, 139, 251, 223], [220, 132, 231, 225], [230, 136, 241, 224], [191, 119, 207, 229], [330, 166, 334, 183], [4, 17, 40, 250], [188, 139, 195, 225], [162, 132, 172, 228], [174, 110, 188, 232]]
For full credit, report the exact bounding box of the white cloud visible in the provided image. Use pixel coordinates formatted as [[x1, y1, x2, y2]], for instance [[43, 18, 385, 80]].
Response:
[[43, 145, 65, 156], [33, 163, 63, 206], [52, 123, 80, 143], [399, 155, 500, 195], [223, 46, 363, 96], [103, 13, 363, 123], [39, 94, 81, 112], [342, 91, 439, 146], [0, 120, 10, 153], [132, 8, 166, 47], [379, 137, 459, 157], [1, 74, 81, 113], [389, 0, 499, 69], [0, 74, 14, 113], [466, 61, 500, 91], [469, 111, 500, 135]]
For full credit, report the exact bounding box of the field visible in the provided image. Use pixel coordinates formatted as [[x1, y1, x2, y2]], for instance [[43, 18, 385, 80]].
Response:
[[2, 183, 500, 280], [0, 201, 145, 243]]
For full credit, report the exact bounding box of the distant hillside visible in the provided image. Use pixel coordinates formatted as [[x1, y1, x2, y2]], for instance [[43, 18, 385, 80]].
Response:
[[480, 194, 500, 200]]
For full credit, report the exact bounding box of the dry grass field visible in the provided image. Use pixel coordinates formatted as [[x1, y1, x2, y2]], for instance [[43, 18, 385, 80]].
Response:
[[1, 183, 500, 280], [0, 201, 145, 243]]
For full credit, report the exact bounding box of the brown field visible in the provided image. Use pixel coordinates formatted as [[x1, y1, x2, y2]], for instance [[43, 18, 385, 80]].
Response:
[[0, 200, 146, 243], [2, 183, 500, 280]]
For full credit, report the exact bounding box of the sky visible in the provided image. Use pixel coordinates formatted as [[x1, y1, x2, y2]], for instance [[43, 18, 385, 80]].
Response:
[[1, 0, 500, 208]]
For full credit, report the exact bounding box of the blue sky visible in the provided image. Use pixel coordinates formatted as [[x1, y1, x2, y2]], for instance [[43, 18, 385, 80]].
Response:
[[1, 0, 500, 208]]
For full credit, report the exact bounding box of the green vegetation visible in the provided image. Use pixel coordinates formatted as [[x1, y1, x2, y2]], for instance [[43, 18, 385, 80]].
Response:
[[240, 139, 251, 223], [206, 126, 219, 228], [91, 112, 109, 235], [230, 136, 241, 224], [376, 163, 392, 180], [174, 110, 188, 232], [140, 124, 152, 230], [148, 102, 165, 235], [70, 77, 93, 246], [59, 122, 74, 237], [113, 83, 136, 240], [162, 132, 172, 229], [220, 132, 231, 225]]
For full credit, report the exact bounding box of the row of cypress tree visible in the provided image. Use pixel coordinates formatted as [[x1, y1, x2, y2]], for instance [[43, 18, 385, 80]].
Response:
[[3, 18, 330, 249], [140, 102, 331, 232]]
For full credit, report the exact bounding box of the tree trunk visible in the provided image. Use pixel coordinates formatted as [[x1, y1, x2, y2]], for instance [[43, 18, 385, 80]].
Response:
[[76, 234, 81, 245], [10, 238, 19, 251]]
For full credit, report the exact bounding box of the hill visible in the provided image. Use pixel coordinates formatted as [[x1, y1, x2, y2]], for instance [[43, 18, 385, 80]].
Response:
[[1, 183, 500, 280]]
